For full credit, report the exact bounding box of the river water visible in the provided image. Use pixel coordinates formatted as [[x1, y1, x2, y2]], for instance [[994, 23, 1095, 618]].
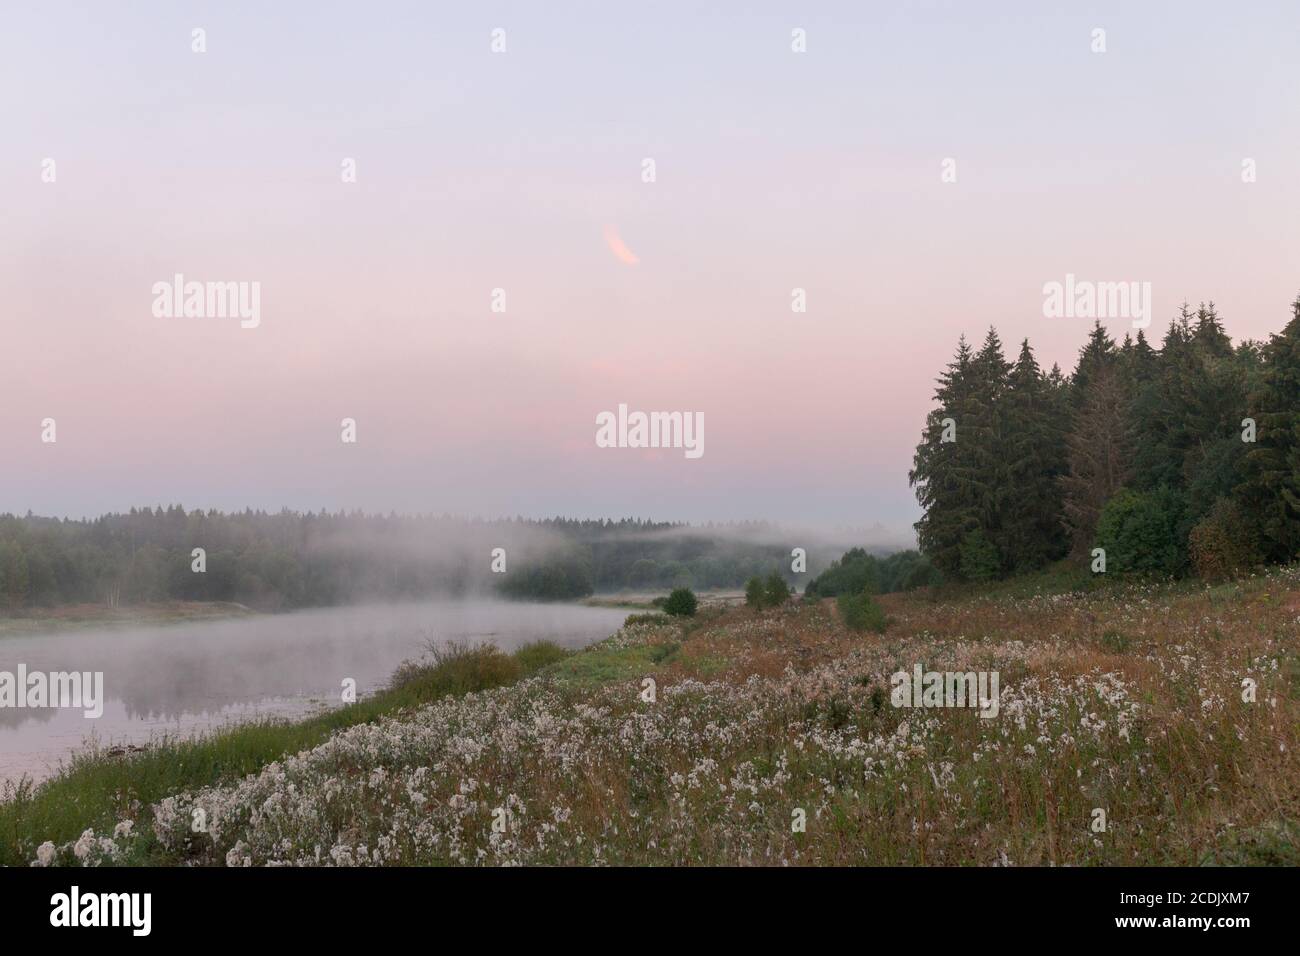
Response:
[[0, 600, 628, 786]]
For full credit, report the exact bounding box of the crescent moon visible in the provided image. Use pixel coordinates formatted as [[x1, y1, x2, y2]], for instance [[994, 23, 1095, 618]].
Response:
[[602, 225, 639, 265]]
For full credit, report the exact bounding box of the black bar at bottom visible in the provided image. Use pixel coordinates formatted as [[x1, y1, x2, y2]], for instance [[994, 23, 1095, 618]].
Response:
[[0, 865, 1286, 941]]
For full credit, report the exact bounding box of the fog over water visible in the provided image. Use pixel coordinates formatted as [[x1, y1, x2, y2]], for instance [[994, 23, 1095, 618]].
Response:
[[0, 600, 629, 785]]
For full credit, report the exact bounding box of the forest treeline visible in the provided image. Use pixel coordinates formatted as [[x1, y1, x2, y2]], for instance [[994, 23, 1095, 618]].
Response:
[[910, 297, 1300, 581], [0, 510, 864, 610], [803, 547, 938, 597]]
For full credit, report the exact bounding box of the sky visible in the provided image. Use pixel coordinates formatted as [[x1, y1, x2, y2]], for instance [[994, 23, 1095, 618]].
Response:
[[2, 1, 1297, 537]]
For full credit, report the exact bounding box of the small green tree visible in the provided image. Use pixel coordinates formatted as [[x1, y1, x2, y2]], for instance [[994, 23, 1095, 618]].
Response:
[[763, 571, 789, 607], [837, 590, 888, 633], [744, 576, 765, 608], [663, 587, 698, 617]]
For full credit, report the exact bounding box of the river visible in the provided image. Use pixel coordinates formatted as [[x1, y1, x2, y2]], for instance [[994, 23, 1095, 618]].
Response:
[[0, 599, 629, 786]]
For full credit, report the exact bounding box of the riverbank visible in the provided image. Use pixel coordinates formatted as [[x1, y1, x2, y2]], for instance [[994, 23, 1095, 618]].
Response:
[[580, 590, 744, 610], [8, 569, 1300, 866], [0, 601, 257, 639]]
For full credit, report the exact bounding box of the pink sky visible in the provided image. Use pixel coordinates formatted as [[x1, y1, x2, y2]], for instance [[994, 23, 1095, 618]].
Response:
[[3, 3, 1298, 534]]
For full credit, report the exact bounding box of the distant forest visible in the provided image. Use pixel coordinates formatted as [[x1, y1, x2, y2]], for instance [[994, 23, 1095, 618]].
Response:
[[0, 510, 896, 610], [910, 297, 1300, 581]]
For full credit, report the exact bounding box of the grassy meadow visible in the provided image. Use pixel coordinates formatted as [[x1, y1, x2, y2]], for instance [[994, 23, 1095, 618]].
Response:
[[6, 567, 1299, 867]]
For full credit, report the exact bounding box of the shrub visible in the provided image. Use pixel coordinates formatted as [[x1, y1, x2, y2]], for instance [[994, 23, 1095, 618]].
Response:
[[663, 587, 698, 617], [388, 641, 521, 695], [804, 548, 879, 597], [1095, 486, 1186, 576], [511, 640, 573, 674], [623, 612, 667, 627], [900, 557, 942, 590], [764, 572, 790, 607], [744, 576, 765, 608], [647, 641, 681, 663], [1189, 499, 1262, 580], [836, 590, 888, 633]]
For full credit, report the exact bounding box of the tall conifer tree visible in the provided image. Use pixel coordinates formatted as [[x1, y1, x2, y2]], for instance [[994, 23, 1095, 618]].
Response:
[[1237, 297, 1300, 562], [998, 340, 1068, 570], [911, 336, 982, 577]]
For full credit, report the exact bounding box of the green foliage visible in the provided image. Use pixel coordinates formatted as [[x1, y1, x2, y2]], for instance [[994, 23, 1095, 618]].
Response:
[[998, 339, 1070, 571], [1188, 499, 1262, 580], [510, 640, 574, 674], [912, 330, 1068, 582], [663, 587, 698, 617], [623, 612, 668, 626], [388, 641, 524, 695], [1094, 487, 1185, 576], [1238, 297, 1300, 563], [899, 556, 943, 590], [647, 641, 682, 663], [804, 548, 879, 597], [0, 510, 816, 612], [0, 541, 30, 609], [836, 590, 888, 633], [913, 297, 1299, 587], [745, 574, 789, 609], [763, 572, 790, 607], [498, 547, 595, 601], [958, 528, 1001, 583], [806, 548, 939, 596], [910, 335, 981, 578]]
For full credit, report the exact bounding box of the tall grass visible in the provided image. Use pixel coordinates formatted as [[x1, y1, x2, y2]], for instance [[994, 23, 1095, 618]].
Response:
[[0, 638, 573, 866]]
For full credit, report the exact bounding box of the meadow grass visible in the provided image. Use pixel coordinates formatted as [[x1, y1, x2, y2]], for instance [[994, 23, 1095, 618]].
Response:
[[0, 639, 574, 865], [10, 569, 1300, 867]]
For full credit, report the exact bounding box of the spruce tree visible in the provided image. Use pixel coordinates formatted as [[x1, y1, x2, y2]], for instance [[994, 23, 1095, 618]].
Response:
[[1129, 311, 1196, 491], [998, 339, 1068, 571], [1179, 304, 1252, 535], [1193, 302, 1233, 359], [911, 336, 981, 578], [966, 328, 1012, 568], [1237, 296, 1300, 562], [1071, 320, 1119, 407]]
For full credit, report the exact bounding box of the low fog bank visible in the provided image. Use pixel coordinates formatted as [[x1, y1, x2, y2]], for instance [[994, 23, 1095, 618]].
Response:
[[0, 509, 917, 609]]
